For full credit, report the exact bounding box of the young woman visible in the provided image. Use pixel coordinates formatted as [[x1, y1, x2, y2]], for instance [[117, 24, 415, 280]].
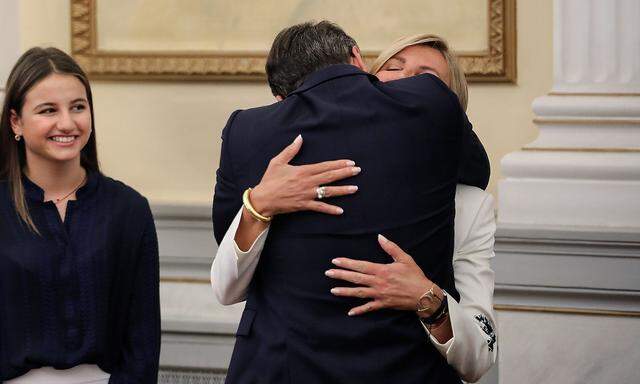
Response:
[[211, 34, 497, 382], [0, 47, 160, 383]]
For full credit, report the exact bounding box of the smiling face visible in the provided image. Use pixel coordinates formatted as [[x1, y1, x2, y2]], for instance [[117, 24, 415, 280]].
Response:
[[10, 73, 92, 170], [375, 44, 451, 86]]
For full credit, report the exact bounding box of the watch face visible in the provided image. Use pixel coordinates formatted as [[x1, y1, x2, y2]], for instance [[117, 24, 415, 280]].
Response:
[[418, 293, 439, 311]]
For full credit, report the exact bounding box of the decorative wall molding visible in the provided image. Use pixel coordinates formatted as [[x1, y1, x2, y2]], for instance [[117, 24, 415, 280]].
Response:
[[159, 368, 226, 384], [522, 147, 640, 153], [153, 204, 216, 281], [494, 224, 640, 313], [494, 303, 640, 318], [70, 0, 516, 82], [154, 203, 640, 315]]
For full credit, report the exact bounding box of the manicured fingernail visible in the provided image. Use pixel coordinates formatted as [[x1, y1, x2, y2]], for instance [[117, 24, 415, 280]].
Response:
[[325, 270, 335, 277], [331, 288, 341, 294], [353, 167, 361, 174], [378, 234, 388, 243], [336, 207, 344, 214], [346, 160, 356, 166], [348, 185, 358, 192], [332, 258, 342, 265], [294, 134, 302, 143], [348, 310, 355, 316]]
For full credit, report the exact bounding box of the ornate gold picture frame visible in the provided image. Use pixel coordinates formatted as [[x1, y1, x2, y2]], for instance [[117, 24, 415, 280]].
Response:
[[70, 0, 516, 82]]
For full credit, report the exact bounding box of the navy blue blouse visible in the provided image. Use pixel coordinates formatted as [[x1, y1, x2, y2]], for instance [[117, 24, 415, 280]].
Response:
[[0, 172, 160, 383]]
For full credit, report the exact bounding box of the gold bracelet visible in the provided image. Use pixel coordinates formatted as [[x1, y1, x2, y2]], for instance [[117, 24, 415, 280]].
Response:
[[242, 188, 273, 223]]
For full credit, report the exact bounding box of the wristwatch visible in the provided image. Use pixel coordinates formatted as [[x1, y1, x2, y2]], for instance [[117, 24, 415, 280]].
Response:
[[420, 292, 449, 326], [416, 284, 444, 315]]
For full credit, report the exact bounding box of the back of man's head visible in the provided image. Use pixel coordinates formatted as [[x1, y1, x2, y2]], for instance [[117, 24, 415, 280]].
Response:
[[266, 20, 358, 98]]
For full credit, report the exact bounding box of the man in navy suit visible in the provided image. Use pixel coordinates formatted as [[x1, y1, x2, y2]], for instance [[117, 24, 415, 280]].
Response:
[[213, 21, 488, 384]]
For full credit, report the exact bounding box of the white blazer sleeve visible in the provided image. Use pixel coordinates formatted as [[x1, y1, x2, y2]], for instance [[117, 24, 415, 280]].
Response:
[[423, 188, 498, 383], [210, 208, 270, 305]]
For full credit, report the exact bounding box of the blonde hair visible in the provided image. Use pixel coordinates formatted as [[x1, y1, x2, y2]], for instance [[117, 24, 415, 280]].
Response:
[[370, 34, 468, 111]]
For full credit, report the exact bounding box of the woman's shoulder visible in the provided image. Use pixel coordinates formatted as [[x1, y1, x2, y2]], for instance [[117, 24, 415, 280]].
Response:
[[454, 184, 495, 249], [454, 185, 494, 234], [97, 174, 150, 210], [455, 184, 493, 206]]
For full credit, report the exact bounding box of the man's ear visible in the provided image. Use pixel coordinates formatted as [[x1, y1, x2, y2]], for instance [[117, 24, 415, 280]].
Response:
[[275, 95, 284, 101], [350, 46, 368, 72]]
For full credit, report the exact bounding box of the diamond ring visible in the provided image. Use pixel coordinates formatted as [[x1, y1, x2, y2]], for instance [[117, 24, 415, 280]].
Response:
[[316, 186, 326, 200]]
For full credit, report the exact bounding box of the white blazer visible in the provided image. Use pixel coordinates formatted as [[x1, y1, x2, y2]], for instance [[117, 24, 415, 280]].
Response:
[[211, 184, 497, 383]]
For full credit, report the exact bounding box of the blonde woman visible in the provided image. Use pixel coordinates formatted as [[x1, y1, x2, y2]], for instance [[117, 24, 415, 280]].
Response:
[[212, 33, 496, 382], [0, 48, 160, 383]]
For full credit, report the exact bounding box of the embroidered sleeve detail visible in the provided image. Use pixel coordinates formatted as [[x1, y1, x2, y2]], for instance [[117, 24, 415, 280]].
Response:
[[474, 314, 497, 352]]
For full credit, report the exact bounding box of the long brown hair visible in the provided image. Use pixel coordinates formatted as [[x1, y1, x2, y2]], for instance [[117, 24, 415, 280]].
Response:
[[0, 47, 100, 233]]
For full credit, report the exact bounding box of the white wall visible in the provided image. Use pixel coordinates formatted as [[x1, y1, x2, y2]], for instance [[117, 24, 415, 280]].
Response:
[[0, 0, 20, 94]]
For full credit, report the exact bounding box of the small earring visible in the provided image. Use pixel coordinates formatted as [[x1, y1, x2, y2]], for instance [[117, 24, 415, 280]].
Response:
[[14, 134, 21, 142]]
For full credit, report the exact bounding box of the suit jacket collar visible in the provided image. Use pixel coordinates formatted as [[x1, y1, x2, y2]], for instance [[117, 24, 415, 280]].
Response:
[[289, 64, 378, 96]]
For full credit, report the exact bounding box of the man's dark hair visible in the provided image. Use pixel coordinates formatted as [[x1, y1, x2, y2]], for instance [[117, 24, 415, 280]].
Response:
[[266, 20, 358, 98]]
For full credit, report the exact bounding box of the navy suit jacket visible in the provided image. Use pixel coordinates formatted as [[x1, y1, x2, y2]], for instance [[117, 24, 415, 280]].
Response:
[[213, 64, 489, 384]]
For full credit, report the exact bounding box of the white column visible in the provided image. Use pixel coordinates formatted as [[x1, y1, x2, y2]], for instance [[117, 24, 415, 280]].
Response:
[[496, 1, 640, 383], [499, 0, 640, 230], [0, 0, 21, 100]]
